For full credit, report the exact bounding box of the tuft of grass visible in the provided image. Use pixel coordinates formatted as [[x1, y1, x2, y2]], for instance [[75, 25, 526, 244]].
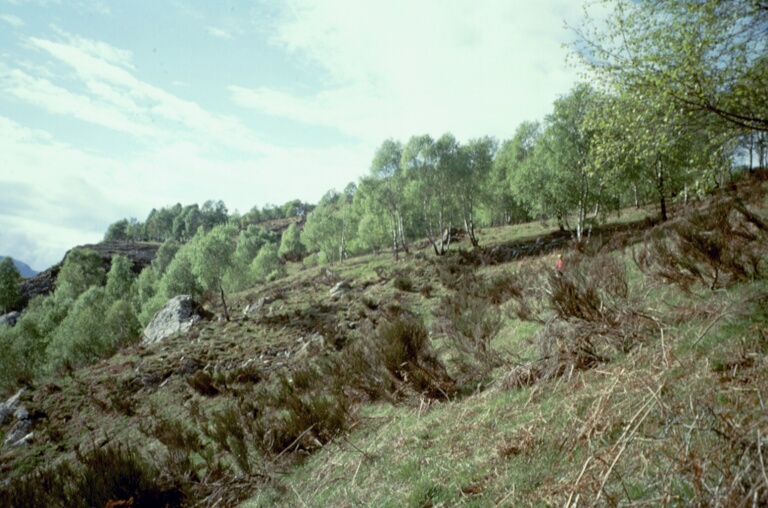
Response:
[[392, 274, 414, 292], [0, 443, 184, 508]]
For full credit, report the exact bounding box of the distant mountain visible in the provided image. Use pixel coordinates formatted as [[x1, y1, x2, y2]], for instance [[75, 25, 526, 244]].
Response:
[[0, 256, 38, 278]]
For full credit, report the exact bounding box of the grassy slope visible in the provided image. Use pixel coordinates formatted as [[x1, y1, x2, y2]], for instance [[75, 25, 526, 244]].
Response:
[[2, 174, 768, 507]]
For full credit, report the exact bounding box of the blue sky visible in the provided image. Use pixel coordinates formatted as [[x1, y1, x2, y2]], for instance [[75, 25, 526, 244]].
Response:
[[1, 0, 596, 270]]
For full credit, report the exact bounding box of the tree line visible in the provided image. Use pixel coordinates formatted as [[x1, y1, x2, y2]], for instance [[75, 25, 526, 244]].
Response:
[[104, 199, 314, 244]]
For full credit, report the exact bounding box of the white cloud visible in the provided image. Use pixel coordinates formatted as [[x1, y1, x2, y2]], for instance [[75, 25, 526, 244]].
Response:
[[205, 26, 233, 40], [4, 31, 275, 156], [51, 28, 134, 69], [2, 66, 161, 138], [233, 0, 586, 143], [0, 14, 24, 27], [0, 117, 136, 268]]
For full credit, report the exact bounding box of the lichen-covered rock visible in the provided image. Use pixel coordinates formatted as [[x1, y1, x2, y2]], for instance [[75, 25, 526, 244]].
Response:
[[243, 295, 277, 316], [3, 395, 32, 448], [0, 311, 20, 327], [17, 241, 160, 311], [0, 388, 24, 425], [142, 295, 204, 346], [329, 281, 351, 299], [4, 421, 32, 448]]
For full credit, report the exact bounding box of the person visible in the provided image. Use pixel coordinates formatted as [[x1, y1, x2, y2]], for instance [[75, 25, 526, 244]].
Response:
[[555, 253, 563, 273]]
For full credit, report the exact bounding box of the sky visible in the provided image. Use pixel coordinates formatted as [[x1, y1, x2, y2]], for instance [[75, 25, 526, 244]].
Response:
[[1, 0, 595, 271]]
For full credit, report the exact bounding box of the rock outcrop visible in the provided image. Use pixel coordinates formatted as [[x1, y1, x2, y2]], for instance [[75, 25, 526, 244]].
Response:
[[243, 295, 278, 316], [0, 311, 20, 327], [1, 389, 33, 448], [329, 281, 351, 300], [17, 241, 160, 312], [142, 295, 206, 346], [0, 389, 24, 426]]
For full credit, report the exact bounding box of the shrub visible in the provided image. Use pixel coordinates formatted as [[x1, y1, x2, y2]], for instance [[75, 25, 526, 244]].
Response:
[[434, 259, 475, 291], [339, 316, 456, 402], [548, 253, 629, 323], [206, 405, 253, 474], [251, 244, 285, 283], [635, 198, 768, 291], [0, 256, 21, 312], [246, 360, 349, 456], [141, 416, 206, 480], [278, 222, 306, 262], [187, 370, 220, 396], [503, 253, 654, 389], [0, 444, 183, 508], [55, 248, 105, 303], [393, 274, 414, 291], [502, 266, 550, 323], [47, 288, 141, 374], [433, 291, 504, 381], [483, 272, 524, 305]]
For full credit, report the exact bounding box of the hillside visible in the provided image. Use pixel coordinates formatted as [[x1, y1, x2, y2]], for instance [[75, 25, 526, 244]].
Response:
[[0, 257, 37, 279], [13, 242, 160, 312], [1, 172, 767, 507]]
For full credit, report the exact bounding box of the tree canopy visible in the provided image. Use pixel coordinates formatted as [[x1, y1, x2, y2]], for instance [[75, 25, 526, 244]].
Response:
[[0, 257, 21, 313], [573, 0, 768, 133]]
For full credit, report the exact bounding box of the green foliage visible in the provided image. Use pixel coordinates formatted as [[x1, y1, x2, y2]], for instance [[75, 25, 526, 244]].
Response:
[[392, 275, 413, 292], [159, 249, 202, 299], [48, 286, 141, 372], [278, 222, 306, 262], [188, 224, 237, 294], [225, 226, 278, 291], [456, 136, 497, 246], [103, 217, 143, 242], [235, 226, 277, 265], [574, 0, 768, 133], [104, 299, 141, 349], [301, 190, 357, 264], [0, 256, 21, 312], [586, 88, 706, 222], [133, 268, 158, 316], [513, 84, 603, 240], [47, 288, 104, 371], [0, 325, 30, 389], [152, 240, 181, 276], [402, 133, 460, 255], [174, 204, 201, 242], [55, 248, 105, 303], [250, 243, 284, 283], [134, 244, 201, 325], [105, 254, 134, 301], [366, 139, 410, 256], [302, 252, 322, 268], [104, 218, 131, 241], [0, 292, 70, 389]]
